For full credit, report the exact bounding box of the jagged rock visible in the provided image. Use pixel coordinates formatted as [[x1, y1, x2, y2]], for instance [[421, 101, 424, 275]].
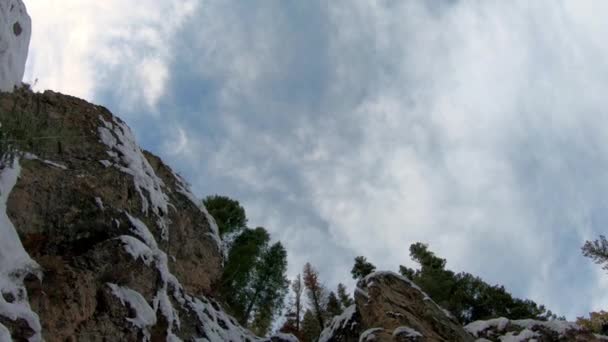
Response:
[[0, 0, 30, 91], [320, 271, 474, 342], [465, 317, 608, 342], [0, 88, 292, 341]]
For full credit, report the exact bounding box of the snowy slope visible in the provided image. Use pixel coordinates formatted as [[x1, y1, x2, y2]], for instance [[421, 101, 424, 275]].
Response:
[[0, 0, 30, 91]]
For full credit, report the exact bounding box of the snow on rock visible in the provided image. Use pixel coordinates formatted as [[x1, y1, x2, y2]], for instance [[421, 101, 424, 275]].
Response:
[[119, 211, 265, 341], [0, 0, 30, 92], [359, 327, 383, 341], [319, 304, 358, 342], [0, 158, 42, 340], [465, 318, 510, 337], [98, 115, 171, 239], [511, 318, 579, 335], [392, 326, 423, 338], [107, 283, 157, 340], [497, 328, 538, 342], [169, 169, 223, 254]]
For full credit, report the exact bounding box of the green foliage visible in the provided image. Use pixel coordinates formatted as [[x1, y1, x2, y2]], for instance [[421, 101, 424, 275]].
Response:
[[203, 195, 247, 236], [221, 227, 270, 317], [247, 242, 289, 336], [221, 227, 289, 335], [583, 235, 608, 271], [337, 283, 354, 308], [325, 291, 342, 320], [301, 309, 322, 342], [0, 89, 71, 163], [399, 242, 555, 324], [351, 256, 376, 280]]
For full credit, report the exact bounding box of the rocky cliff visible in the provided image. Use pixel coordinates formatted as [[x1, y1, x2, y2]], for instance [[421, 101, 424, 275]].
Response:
[[319, 272, 605, 342], [0, 88, 295, 341]]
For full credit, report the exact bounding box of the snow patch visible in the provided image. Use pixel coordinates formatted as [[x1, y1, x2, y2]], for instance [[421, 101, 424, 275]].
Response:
[[319, 305, 358, 342], [23, 153, 67, 170], [0, 158, 42, 341], [108, 283, 157, 340], [465, 317, 510, 337], [0, 0, 31, 92], [359, 328, 383, 341], [95, 197, 104, 211], [392, 326, 423, 338], [498, 328, 538, 342], [98, 115, 171, 239]]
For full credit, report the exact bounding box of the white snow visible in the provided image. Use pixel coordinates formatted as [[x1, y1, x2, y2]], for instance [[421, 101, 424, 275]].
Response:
[[465, 317, 510, 337], [116, 235, 154, 266], [23, 153, 67, 170], [119, 211, 262, 341], [319, 305, 358, 342], [466, 317, 580, 340], [498, 328, 538, 342], [98, 115, 171, 239], [0, 0, 30, 92], [107, 283, 157, 340], [392, 326, 423, 338], [359, 328, 383, 342], [270, 333, 299, 342], [169, 168, 223, 254], [95, 197, 104, 211], [511, 319, 579, 335], [0, 158, 42, 341]]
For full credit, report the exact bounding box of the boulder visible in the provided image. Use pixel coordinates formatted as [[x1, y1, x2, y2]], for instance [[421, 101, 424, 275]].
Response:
[[320, 271, 474, 342]]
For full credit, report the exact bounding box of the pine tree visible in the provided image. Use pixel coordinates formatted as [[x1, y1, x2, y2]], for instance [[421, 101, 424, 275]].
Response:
[[583, 235, 608, 270], [279, 274, 304, 339], [203, 195, 247, 236], [221, 227, 270, 322], [398, 242, 554, 324], [245, 242, 289, 335], [301, 309, 322, 342], [351, 256, 376, 280], [325, 291, 342, 320], [303, 263, 326, 329], [337, 283, 354, 308]]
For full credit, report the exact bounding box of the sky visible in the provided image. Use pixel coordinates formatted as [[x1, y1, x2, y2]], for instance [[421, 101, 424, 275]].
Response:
[[24, 0, 608, 319]]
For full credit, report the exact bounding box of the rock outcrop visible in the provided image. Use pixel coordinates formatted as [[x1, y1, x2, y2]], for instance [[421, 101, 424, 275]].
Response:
[[320, 272, 475, 342], [0, 88, 293, 341], [0, 0, 30, 91], [465, 317, 607, 342], [319, 272, 606, 342]]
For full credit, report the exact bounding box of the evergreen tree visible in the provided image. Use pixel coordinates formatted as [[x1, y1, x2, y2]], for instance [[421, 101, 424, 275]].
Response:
[[203, 195, 247, 236], [351, 256, 376, 280], [583, 235, 608, 270], [221, 227, 270, 321], [303, 263, 326, 329], [301, 309, 322, 342], [337, 283, 354, 308], [399, 242, 555, 324], [245, 242, 289, 335], [325, 291, 342, 319]]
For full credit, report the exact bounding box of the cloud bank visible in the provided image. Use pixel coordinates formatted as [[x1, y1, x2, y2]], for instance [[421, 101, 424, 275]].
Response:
[[26, 0, 608, 319]]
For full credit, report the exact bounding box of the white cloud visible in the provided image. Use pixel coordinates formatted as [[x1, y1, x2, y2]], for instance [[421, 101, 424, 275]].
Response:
[[24, 0, 197, 112], [27, 0, 608, 320]]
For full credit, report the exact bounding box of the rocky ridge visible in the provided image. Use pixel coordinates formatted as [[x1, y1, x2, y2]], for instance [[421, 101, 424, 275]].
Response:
[[0, 88, 295, 341]]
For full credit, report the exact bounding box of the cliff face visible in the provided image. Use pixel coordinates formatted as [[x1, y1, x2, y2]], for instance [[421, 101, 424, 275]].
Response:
[[0, 88, 291, 341]]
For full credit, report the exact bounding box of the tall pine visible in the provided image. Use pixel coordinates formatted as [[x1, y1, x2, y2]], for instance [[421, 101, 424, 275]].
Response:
[[303, 263, 326, 329]]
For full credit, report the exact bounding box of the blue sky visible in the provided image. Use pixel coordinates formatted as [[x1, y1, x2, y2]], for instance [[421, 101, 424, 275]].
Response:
[[25, 0, 608, 319]]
